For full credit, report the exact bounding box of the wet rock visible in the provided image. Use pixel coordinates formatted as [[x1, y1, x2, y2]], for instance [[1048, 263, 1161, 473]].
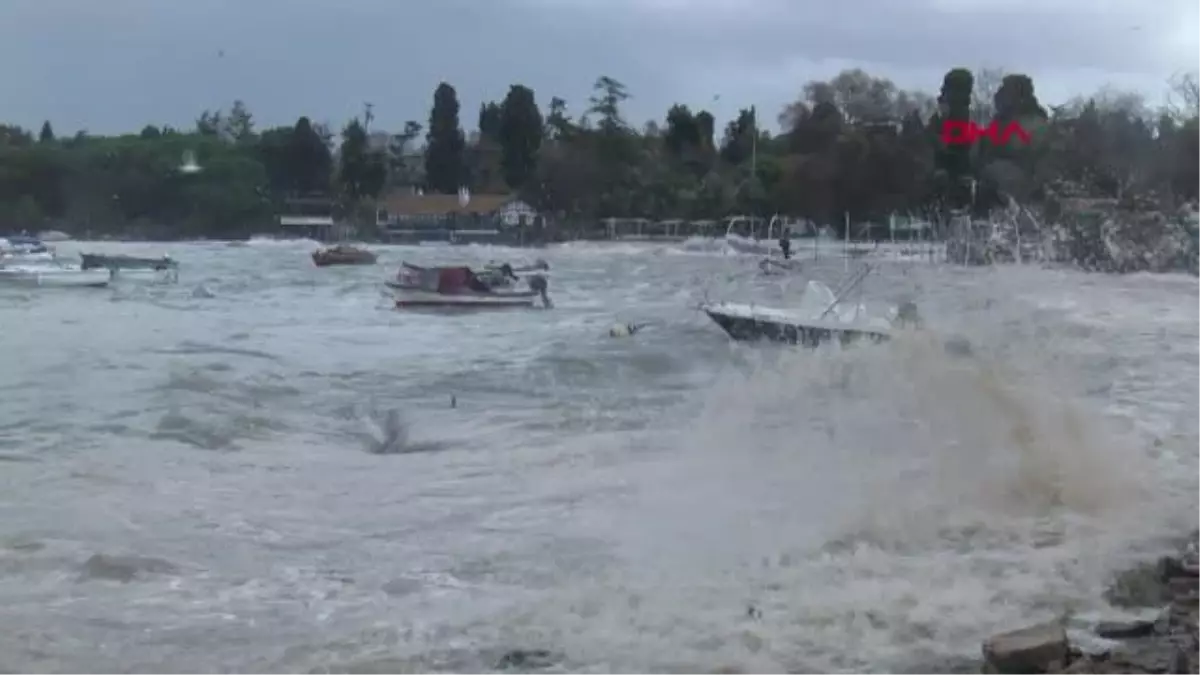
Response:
[[80, 553, 179, 582], [1100, 638, 1189, 674], [494, 649, 557, 671], [1060, 658, 1104, 672], [1106, 562, 1173, 608], [1095, 619, 1156, 640], [983, 621, 1069, 674]]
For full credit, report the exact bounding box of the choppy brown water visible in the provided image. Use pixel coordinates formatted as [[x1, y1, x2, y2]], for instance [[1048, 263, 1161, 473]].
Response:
[[0, 239, 1195, 673]]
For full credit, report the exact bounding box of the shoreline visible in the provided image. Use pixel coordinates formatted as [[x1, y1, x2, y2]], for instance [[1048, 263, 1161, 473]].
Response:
[[982, 530, 1199, 674]]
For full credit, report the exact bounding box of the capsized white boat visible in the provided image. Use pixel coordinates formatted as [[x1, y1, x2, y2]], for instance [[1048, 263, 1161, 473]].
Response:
[[388, 263, 551, 309], [701, 264, 915, 347], [0, 262, 110, 288]]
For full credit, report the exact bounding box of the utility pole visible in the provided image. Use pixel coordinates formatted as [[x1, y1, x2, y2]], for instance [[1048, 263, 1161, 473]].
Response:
[[750, 105, 758, 177]]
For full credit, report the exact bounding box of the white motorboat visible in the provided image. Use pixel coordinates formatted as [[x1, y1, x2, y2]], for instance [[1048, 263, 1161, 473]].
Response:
[[0, 235, 56, 263], [701, 264, 913, 347], [0, 262, 110, 288], [388, 263, 551, 309]]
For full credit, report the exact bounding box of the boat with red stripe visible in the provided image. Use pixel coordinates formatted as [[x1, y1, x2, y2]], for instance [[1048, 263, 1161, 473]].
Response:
[[387, 263, 552, 309]]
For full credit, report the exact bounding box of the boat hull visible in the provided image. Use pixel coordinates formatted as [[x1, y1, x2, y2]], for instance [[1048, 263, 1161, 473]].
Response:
[[80, 253, 177, 271], [1, 252, 55, 264], [703, 307, 890, 347], [0, 267, 110, 288], [313, 256, 377, 267], [392, 287, 539, 309]]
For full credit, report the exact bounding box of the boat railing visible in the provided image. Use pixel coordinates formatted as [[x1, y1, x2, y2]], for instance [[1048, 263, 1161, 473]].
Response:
[[819, 263, 872, 320]]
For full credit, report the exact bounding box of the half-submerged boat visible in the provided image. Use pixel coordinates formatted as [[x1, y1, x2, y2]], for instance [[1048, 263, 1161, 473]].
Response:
[[701, 264, 915, 347], [388, 263, 552, 309], [312, 245, 377, 267]]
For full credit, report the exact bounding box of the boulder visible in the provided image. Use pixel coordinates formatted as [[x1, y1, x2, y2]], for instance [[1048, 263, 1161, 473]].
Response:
[[1094, 619, 1156, 640], [983, 621, 1069, 674]]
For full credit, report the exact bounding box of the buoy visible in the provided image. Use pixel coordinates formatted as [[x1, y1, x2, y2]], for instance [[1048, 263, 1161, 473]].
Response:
[[450, 395, 457, 409], [608, 323, 643, 338]]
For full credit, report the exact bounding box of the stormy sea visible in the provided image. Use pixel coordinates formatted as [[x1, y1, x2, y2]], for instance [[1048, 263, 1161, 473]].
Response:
[[0, 238, 1195, 673]]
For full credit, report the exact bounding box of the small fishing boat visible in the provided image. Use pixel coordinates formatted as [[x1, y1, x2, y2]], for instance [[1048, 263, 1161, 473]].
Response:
[[701, 264, 913, 347], [0, 261, 110, 288], [388, 263, 551, 309], [312, 245, 377, 267]]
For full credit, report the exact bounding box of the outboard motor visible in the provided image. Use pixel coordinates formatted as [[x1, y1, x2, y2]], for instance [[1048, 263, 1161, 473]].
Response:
[[533, 258, 550, 271], [893, 301, 922, 328], [499, 263, 516, 280], [528, 274, 552, 309]]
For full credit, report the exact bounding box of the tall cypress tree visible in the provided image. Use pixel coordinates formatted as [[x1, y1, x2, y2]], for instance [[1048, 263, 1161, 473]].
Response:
[[424, 83, 465, 194], [498, 84, 543, 190], [935, 68, 975, 209]]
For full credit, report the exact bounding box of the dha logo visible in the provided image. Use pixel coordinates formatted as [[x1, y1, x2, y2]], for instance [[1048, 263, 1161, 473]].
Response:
[[941, 120, 1032, 146]]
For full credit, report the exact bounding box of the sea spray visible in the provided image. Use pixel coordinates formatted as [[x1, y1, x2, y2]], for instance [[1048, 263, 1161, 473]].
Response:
[[473, 323, 1191, 673]]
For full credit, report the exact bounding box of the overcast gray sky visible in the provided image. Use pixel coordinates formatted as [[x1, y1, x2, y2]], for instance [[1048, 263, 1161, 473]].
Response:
[[1, 0, 1196, 136]]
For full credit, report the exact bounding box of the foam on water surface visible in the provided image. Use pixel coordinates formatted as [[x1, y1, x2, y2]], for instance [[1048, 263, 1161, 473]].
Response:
[[0, 242, 1194, 672]]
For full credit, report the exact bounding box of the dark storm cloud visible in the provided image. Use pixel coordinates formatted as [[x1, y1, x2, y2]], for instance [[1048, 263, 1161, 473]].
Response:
[[0, 0, 1194, 135]]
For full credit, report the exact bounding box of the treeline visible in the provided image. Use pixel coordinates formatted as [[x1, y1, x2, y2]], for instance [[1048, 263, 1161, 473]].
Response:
[[0, 68, 1196, 238]]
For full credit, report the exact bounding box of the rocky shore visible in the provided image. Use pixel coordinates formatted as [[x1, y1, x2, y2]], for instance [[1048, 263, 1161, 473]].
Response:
[[982, 532, 1199, 674]]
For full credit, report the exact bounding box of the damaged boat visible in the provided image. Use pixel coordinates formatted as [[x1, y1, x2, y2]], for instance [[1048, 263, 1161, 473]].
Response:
[[388, 262, 552, 309], [701, 263, 917, 347], [312, 245, 377, 267], [80, 252, 179, 281]]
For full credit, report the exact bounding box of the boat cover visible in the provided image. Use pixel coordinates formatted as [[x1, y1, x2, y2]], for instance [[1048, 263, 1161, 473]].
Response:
[[436, 267, 491, 293], [399, 264, 491, 294]]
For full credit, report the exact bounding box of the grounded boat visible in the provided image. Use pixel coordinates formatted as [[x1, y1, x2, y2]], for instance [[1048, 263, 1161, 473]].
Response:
[[0, 261, 110, 288], [701, 264, 912, 347], [312, 245, 377, 267], [388, 263, 552, 309]]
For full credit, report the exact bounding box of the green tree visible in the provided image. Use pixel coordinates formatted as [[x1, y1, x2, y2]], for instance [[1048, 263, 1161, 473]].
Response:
[[223, 100, 255, 143], [498, 84, 543, 190], [478, 102, 502, 141], [289, 116, 333, 195], [425, 82, 466, 193], [337, 118, 386, 201], [387, 120, 423, 187], [38, 121, 55, 143], [934, 67, 975, 209]]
